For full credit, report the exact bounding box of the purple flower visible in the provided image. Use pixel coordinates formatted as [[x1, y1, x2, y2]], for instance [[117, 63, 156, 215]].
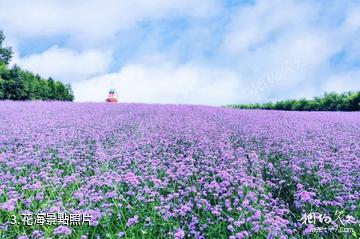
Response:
[[227, 224, 234, 231], [174, 228, 185, 239], [31, 230, 44, 239], [29, 181, 42, 190], [17, 236, 29, 239], [235, 231, 249, 239], [123, 172, 140, 186], [0, 199, 17, 212], [0, 101, 359, 239], [53, 226, 72, 236], [126, 215, 139, 227]]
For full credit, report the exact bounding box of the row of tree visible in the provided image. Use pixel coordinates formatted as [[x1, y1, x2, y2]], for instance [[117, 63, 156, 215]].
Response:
[[0, 30, 74, 101], [229, 91, 360, 111]]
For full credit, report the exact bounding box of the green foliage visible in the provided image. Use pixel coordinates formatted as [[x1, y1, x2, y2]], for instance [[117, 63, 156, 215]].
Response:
[[229, 91, 360, 111], [0, 30, 13, 65], [0, 62, 74, 101], [0, 31, 74, 101]]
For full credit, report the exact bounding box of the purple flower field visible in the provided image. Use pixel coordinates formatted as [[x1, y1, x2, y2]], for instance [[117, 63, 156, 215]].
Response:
[[0, 101, 359, 238]]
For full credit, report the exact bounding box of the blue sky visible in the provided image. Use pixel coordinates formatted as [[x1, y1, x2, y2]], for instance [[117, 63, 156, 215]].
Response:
[[0, 0, 359, 105]]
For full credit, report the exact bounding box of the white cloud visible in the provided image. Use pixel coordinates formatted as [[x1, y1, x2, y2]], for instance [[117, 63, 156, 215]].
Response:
[[221, 0, 337, 72], [0, 0, 218, 43], [1, 0, 360, 105], [323, 71, 360, 93], [343, 5, 360, 32], [73, 62, 246, 105], [221, 0, 318, 54], [15, 46, 111, 82], [217, 0, 358, 102]]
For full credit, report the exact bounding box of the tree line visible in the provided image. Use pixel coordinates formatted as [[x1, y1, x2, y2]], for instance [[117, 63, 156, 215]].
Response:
[[0, 30, 74, 101], [229, 91, 360, 111]]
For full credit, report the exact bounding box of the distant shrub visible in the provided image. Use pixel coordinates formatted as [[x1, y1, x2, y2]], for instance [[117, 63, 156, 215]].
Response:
[[228, 91, 360, 111]]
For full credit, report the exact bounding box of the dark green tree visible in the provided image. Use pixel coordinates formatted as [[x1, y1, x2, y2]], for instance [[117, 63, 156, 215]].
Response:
[[0, 63, 7, 99], [0, 31, 13, 65], [0, 30, 74, 101], [48, 77, 56, 100], [230, 91, 360, 111]]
